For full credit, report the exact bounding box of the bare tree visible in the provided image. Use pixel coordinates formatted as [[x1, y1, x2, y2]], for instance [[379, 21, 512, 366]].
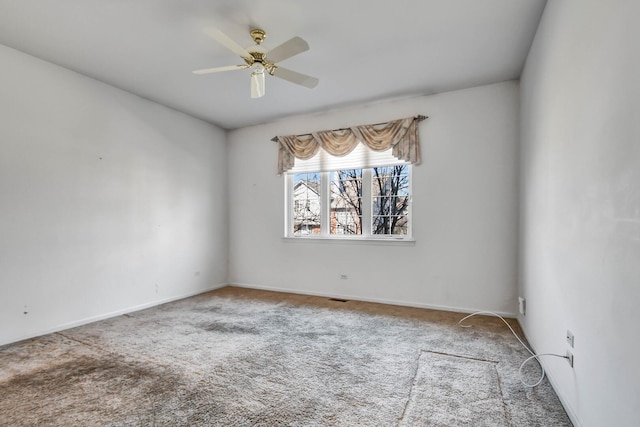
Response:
[[331, 165, 409, 235], [372, 165, 409, 235], [331, 169, 363, 234]]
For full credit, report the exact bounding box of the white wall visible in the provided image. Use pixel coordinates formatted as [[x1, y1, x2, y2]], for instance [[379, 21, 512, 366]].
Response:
[[228, 81, 520, 315], [519, 1, 640, 426], [0, 45, 228, 346]]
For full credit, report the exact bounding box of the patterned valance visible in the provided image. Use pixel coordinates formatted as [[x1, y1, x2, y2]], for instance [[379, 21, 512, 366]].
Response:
[[273, 115, 427, 175]]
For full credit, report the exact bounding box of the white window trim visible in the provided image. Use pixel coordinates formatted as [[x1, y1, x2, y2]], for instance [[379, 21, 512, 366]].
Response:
[[281, 236, 416, 245], [284, 166, 413, 241]]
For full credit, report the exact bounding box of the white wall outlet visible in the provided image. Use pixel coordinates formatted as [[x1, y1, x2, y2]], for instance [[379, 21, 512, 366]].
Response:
[[518, 297, 526, 315], [566, 330, 574, 348], [566, 350, 574, 368]]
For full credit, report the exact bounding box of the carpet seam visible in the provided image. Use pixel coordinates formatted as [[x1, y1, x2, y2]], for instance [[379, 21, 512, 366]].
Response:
[[54, 332, 177, 373], [494, 363, 515, 427], [422, 349, 499, 364], [55, 332, 106, 352], [395, 350, 423, 426]]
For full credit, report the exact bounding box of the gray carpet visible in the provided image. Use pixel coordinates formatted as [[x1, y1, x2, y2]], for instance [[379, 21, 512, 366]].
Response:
[[0, 287, 572, 426]]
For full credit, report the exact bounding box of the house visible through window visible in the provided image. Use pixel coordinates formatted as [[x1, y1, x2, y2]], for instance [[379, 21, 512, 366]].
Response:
[[287, 165, 411, 239], [292, 173, 321, 235]]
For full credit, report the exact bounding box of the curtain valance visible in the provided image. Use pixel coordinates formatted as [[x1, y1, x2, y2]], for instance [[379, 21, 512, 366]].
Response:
[[273, 115, 427, 175]]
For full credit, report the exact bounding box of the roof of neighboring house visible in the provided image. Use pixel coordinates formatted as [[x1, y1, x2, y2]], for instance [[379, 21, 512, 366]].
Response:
[[294, 179, 320, 195]]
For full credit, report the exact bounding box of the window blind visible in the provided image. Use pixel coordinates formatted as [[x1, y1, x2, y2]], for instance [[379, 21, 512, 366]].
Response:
[[286, 142, 408, 174]]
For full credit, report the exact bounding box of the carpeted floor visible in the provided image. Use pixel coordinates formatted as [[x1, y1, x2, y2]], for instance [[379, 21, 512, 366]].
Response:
[[0, 287, 572, 426]]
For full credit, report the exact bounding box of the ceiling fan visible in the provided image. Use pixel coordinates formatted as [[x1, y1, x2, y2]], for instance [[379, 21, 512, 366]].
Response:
[[193, 28, 319, 98]]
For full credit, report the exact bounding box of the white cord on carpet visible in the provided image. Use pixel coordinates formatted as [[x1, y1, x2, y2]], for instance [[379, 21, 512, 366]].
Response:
[[458, 311, 569, 388]]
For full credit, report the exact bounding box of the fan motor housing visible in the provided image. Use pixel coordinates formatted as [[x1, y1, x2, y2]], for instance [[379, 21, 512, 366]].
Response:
[[246, 50, 277, 75], [249, 51, 266, 63]]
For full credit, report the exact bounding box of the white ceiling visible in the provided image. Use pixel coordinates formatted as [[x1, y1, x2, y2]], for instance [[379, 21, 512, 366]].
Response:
[[0, 0, 546, 130]]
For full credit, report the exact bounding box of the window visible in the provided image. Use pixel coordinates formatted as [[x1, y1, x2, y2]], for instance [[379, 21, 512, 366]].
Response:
[[292, 173, 321, 236], [276, 116, 424, 240], [286, 165, 411, 239], [330, 169, 362, 235], [371, 166, 410, 236]]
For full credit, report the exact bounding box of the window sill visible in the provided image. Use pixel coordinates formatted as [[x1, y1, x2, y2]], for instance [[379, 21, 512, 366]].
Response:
[[282, 236, 416, 246]]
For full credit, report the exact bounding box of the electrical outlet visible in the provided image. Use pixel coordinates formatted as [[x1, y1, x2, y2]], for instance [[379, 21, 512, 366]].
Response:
[[518, 297, 526, 315], [566, 350, 574, 368], [566, 330, 574, 348]]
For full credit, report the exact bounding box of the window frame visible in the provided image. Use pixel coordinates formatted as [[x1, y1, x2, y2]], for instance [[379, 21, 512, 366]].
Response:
[[284, 165, 413, 241]]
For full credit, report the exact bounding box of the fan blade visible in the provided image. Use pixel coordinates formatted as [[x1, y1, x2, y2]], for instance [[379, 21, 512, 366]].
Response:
[[266, 37, 309, 63], [272, 67, 319, 88], [203, 27, 253, 62], [192, 64, 249, 75], [251, 70, 265, 98]]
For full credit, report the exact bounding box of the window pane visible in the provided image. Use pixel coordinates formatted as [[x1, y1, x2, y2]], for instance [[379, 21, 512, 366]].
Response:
[[372, 165, 410, 235], [292, 173, 321, 236], [330, 169, 362, 235], [287, 165, 411, 239]]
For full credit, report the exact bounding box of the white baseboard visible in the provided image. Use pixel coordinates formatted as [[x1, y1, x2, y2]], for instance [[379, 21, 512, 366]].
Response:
[[1, 283, 227, 347], [228, 282, 517, 318]]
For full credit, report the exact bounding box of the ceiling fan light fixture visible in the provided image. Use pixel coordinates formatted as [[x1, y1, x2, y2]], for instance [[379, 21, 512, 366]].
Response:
[[251, 69, 265, 98]]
